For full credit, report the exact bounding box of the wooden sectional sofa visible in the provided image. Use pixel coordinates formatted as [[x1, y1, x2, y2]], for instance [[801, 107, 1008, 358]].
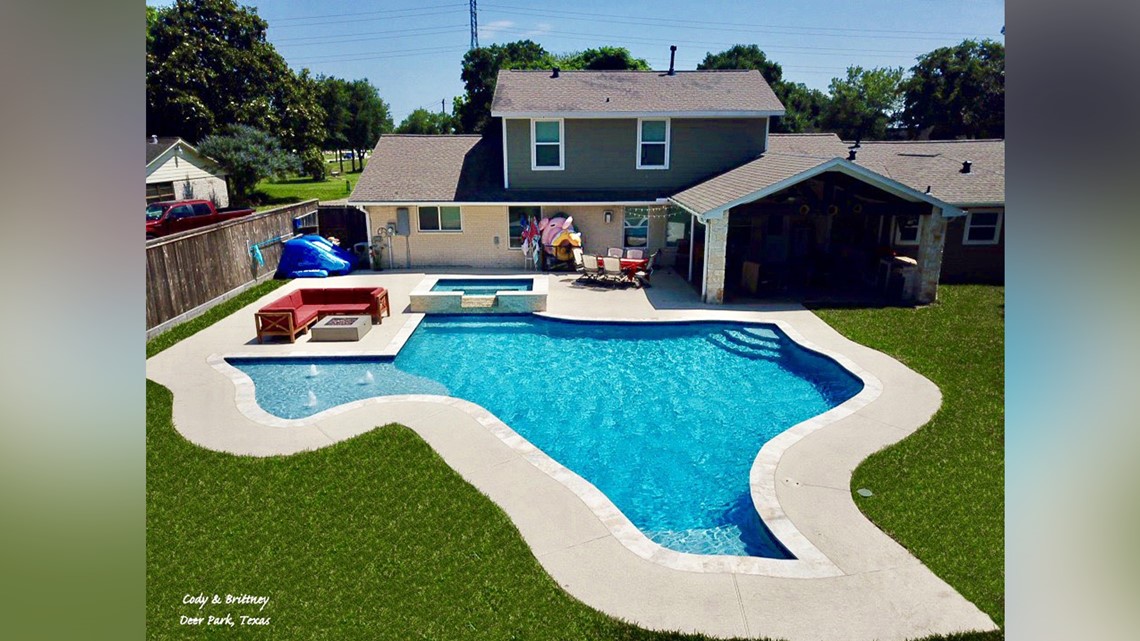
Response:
[[254, 287, 390, 343]]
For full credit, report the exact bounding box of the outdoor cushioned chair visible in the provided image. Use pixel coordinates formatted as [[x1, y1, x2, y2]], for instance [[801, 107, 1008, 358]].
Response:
[[634, 249, 661, 288], [579, 254, 602, 281], [255, 287, 390, 343], [601, 256, 625, 283], [607, 247, 624, 258], [625, 248, 644, 259]]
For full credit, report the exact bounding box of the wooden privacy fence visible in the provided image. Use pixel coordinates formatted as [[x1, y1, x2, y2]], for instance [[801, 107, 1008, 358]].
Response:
[[146, 200, 318, 335]]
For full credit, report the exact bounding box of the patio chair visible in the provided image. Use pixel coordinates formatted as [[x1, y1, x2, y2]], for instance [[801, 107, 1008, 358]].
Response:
[[607, 247, 624, 258], [625, 248, 644, 259], [634, 249, 661, 288], [601, 256, 625, 283], [578, 253, 601, 281]]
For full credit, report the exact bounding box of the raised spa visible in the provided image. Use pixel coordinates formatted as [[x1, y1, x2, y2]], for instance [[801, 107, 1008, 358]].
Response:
[[229, 316, 863, 558], [409, 276, 547, 313]]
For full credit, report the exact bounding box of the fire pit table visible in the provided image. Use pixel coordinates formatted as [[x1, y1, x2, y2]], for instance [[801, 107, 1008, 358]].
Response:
[[309, 315, 372, 342]]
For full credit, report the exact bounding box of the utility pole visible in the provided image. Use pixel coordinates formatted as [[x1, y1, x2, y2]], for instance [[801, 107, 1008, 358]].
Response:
[[469, 0, 478, 49], [441, 98, 446, 113]]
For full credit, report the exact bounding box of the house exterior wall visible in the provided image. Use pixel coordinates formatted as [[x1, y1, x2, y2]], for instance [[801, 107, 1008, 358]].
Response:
[[939, 208, 1005, 284], [505, 117, 767, 192], [539, 205, 624, 257], [366, 205, 524, 269], [365, 204, 657, 270], [146, 154, 229, 207]]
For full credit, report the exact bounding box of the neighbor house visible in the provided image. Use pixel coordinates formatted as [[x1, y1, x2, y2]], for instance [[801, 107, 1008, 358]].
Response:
[[145, 135, 229, 207], [349, 67, 1003, 303]]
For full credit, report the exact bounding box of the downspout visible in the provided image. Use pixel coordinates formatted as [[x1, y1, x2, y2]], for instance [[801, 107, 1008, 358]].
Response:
[[688, 214, 696, 282], [697, 215, 710, 301]]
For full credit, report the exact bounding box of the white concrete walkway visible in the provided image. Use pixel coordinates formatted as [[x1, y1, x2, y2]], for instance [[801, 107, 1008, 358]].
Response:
[[146, 268, 998, 640]]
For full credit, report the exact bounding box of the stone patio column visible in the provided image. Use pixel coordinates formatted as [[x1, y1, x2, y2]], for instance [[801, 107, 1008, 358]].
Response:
[[911, 206, 948, 304], [704, 215, 728, 304]]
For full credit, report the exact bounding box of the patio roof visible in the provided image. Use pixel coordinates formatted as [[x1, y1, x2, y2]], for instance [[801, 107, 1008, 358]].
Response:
[[670, 152, 965, 219]]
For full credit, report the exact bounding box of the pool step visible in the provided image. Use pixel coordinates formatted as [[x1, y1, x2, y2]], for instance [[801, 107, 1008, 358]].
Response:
[[460, 295, 497, 309], [705, 333, 782, 361], [721, 329, 782, 352]]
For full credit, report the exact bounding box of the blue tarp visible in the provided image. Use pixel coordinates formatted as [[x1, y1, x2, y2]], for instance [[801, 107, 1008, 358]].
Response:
[[275, 234, 356, 278]]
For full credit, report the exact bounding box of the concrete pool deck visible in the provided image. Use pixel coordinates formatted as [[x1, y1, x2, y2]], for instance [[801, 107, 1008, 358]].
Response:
[[145, 268, 998, 640]]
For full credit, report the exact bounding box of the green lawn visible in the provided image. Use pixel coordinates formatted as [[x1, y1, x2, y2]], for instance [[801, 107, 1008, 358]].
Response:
[[811, 285, 1005, 628], [146, 284, 1003, 640], [251, 159, 368, 210]]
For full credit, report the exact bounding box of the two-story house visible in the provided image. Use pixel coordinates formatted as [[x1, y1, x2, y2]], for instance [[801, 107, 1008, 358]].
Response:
[[349, 68, 1003, 304]]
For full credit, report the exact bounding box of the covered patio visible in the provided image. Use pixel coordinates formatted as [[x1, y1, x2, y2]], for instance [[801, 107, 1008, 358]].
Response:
[[671, 155, 963, 305]]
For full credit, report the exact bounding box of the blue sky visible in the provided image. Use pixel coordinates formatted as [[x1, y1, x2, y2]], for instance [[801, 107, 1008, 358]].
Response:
[[148, 1, 1004, 123]]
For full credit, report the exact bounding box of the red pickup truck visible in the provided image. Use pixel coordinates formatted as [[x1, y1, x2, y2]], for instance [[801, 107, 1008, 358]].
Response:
[[146, 199, 256, 239]]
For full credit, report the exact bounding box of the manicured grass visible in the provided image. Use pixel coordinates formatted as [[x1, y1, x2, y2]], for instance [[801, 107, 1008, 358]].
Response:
[[810, 286, 1005, 628], [145, 278, 288, 358], [146, 285, 1004, 640], [252, 160, 368, 210]]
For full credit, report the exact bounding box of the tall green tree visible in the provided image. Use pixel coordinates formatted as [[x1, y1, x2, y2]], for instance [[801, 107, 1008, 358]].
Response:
[[697, 45, 826, 133], [197, 125, 299, 204], [146, 0, 325, 151], [396, 108, 456, 135], [317, 76, 352, 173], [821, 66, 905, 140], [454, 40, 555, 134], [344, 79, 392, 172], [901, 39, 1004, 139], [558, 46, 650, 71]]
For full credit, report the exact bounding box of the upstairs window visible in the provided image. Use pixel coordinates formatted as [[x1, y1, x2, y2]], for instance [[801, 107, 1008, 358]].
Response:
[[963, 210, 1003, 245], [531, 119, 563, 170], [893, 215, 920, 246], [418, 206, 462, 232], [637, 118, 670, 169]]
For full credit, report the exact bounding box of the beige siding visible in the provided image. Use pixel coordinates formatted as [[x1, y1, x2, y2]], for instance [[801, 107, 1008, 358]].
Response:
[[368, 205, 524, 269], [147, 154, 229, 207], [366, 204, 648, 268], [539, 205, 624, 257]]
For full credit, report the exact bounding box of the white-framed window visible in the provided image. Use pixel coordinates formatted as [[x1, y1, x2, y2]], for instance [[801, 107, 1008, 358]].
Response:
[[507, 206, 540, 249], [893, 215, 920, 246], [637, 118, 670, 169], [417, 205, 462, 232], [623, 207, 649, 248], [530, 119, 564, 170], [963, 210, 1003, 245]]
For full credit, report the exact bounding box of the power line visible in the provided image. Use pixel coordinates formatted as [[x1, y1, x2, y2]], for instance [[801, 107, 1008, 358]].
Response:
[[277, 28, 470, 50], [265, 3, 467, 23], [268, 6, 467, 30], [482, 2, 999, 39], [273, 24, 469, 45], [291, 46, 468, 65], [481, 4, 996, 42]]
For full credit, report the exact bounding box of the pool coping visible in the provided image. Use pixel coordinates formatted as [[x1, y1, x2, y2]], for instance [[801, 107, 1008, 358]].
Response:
[[211, 312, 879, 578], [149, 272, 997, 640]]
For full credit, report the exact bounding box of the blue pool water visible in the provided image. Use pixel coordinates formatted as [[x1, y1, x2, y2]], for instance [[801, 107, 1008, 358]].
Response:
[[228, 316, 862, 558], [430, 278, 533, 296]]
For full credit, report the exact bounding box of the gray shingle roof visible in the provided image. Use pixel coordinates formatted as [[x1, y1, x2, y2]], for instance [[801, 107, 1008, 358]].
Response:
[[349, 135, 488, 202], [146, 137, 182, 166], [672, 134, 1005, 213], [490, 70, 785, 116], [671, 153, 831, 215], [349, 134, 663, 203]]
